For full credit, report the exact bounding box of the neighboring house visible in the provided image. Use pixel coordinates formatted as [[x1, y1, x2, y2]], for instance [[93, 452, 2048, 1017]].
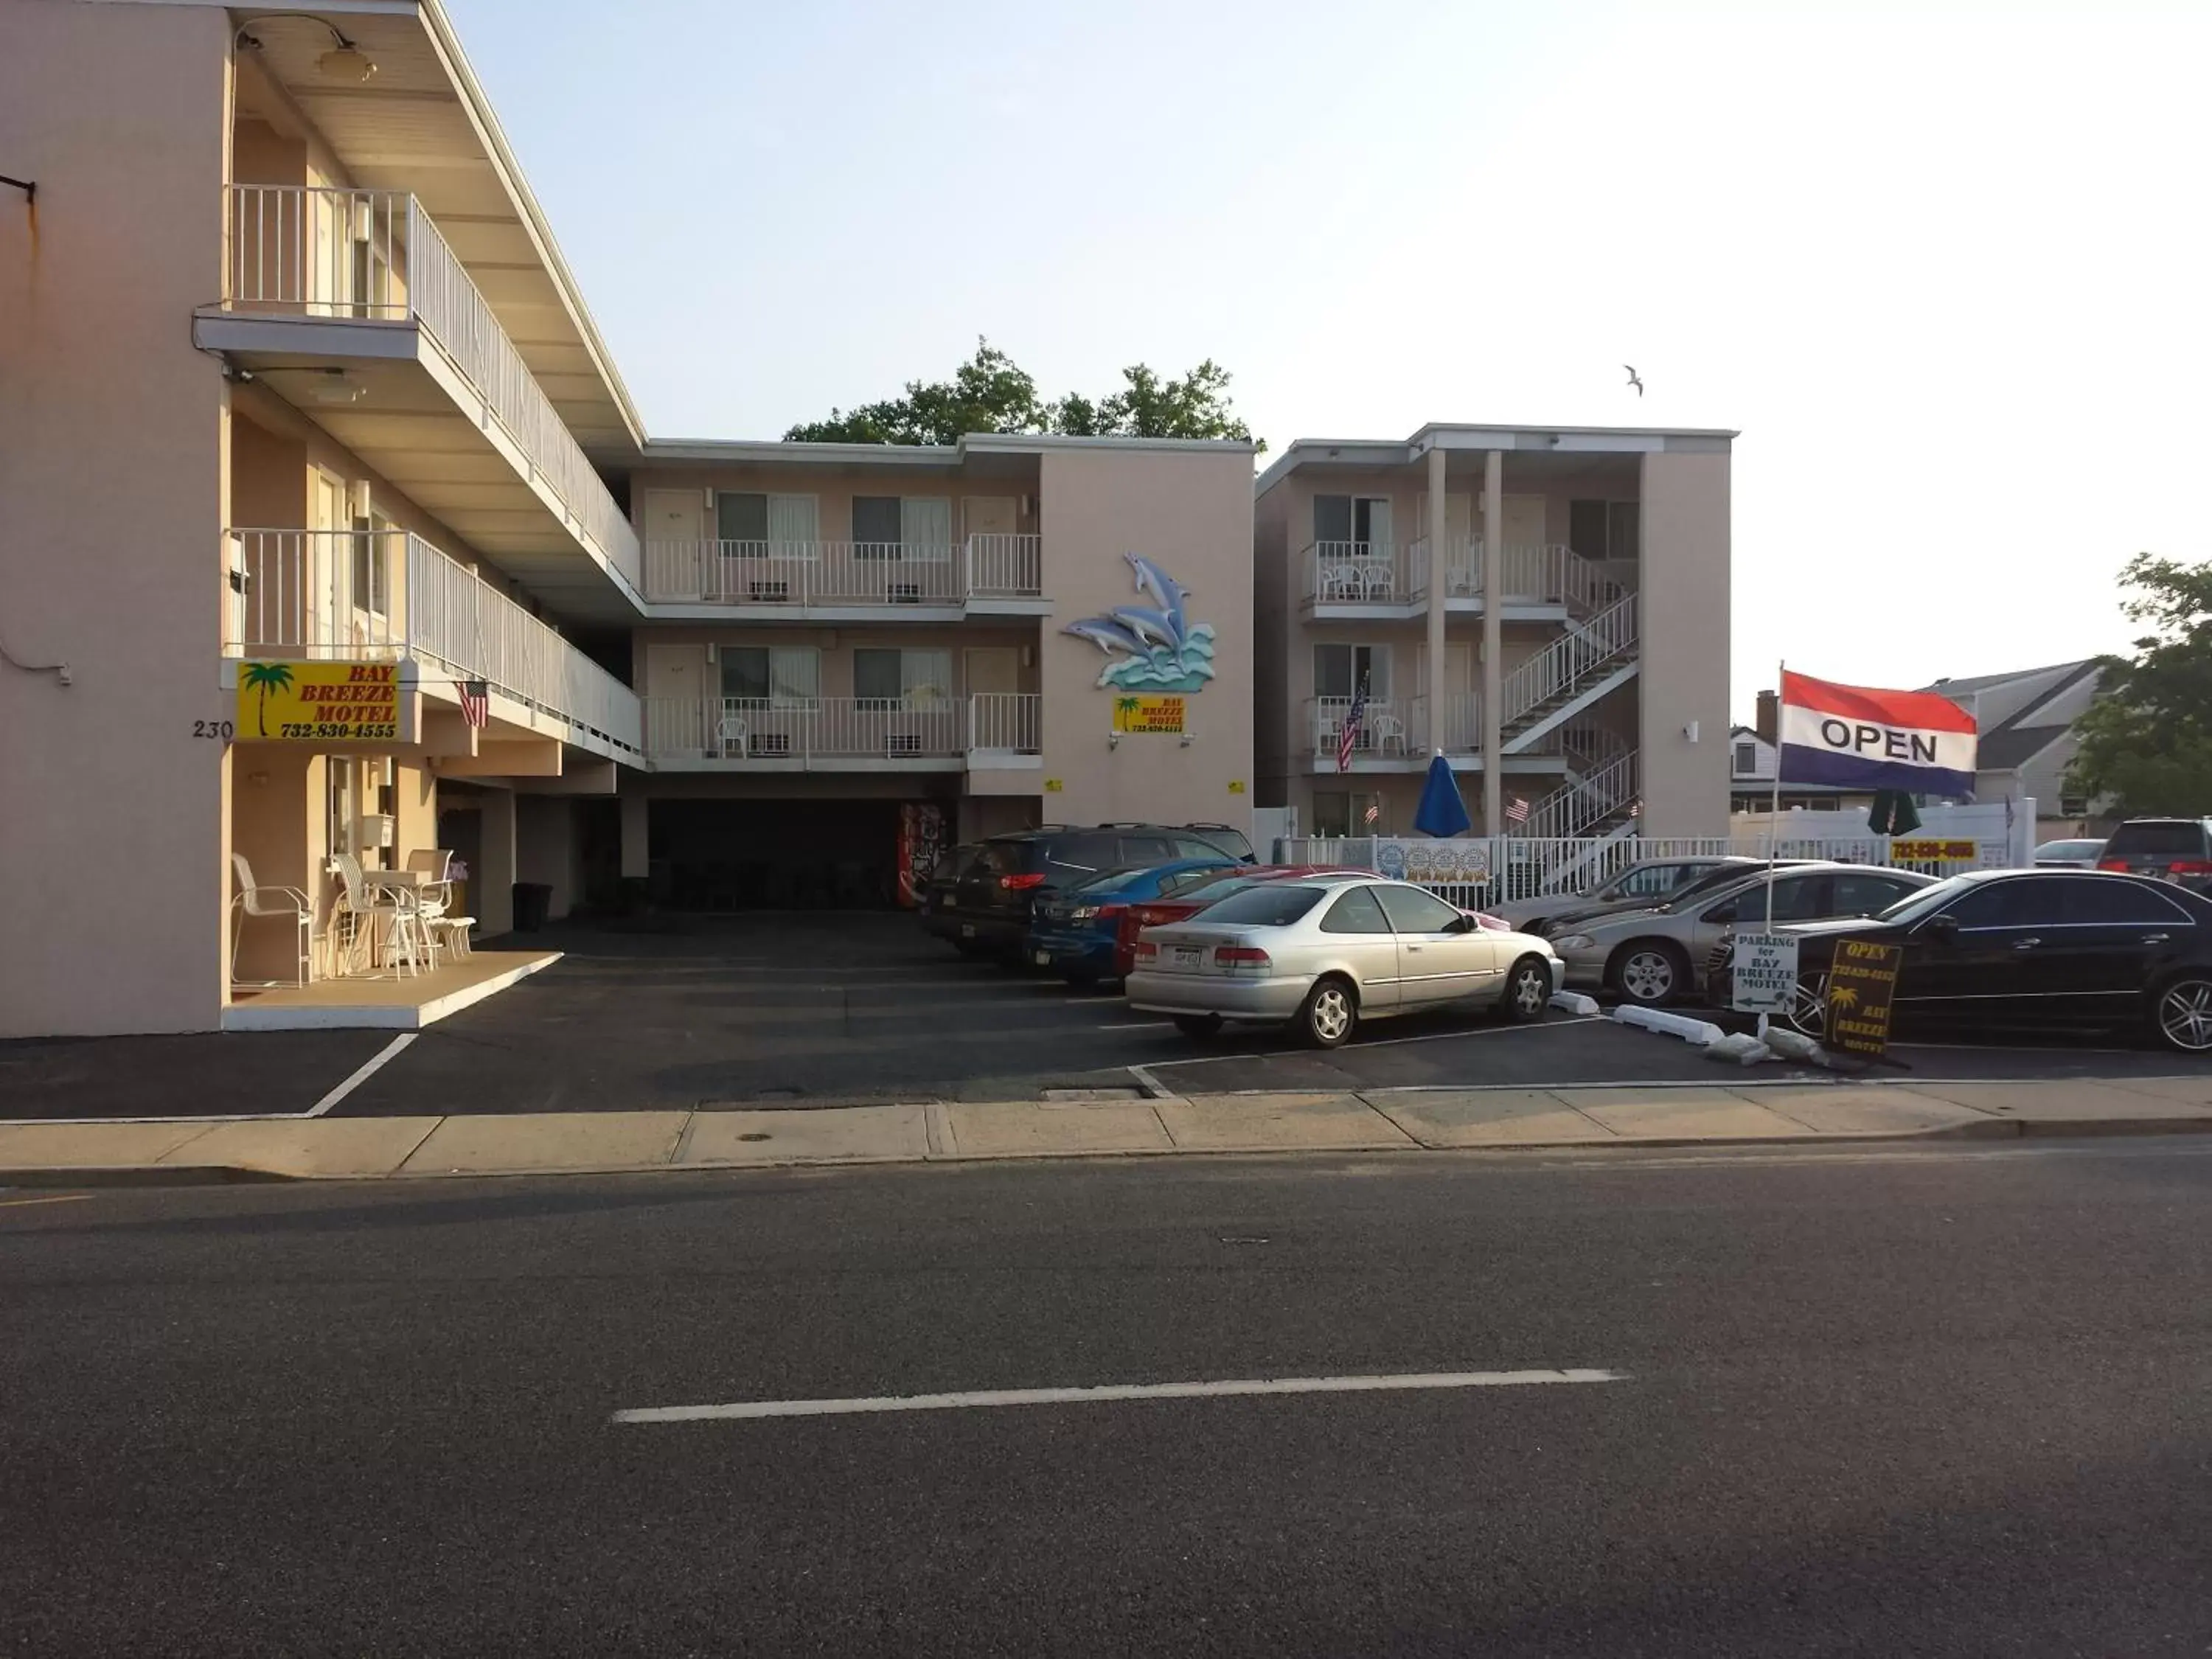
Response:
[[0, 0, 1256, 1037], [1251, 424, 1733, 840], [1924, 661, 2107, 838], [1727, 723, 1874, 814]]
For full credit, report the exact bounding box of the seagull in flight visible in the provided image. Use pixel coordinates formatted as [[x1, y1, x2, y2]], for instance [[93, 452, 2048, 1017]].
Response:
[[1624, 364, 1644, 397]]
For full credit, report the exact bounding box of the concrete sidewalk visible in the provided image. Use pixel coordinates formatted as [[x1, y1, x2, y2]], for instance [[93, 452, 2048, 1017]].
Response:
[[5, 1074, 2212, 1184]]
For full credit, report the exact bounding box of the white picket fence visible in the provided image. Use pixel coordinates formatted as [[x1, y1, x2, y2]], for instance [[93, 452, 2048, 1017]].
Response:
[[1281, 820, 2028, 911]]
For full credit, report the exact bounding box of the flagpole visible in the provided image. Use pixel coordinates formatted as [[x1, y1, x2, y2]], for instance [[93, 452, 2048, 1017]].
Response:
[[1767, 660, 1784, 931]]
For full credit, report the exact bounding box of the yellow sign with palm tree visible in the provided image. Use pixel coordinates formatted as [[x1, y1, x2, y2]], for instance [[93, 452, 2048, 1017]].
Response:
[[237, 661, 403, 741], [1110, 695, 1186, 734]]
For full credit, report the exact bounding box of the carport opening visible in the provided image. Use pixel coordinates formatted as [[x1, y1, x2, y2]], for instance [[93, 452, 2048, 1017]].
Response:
[[650, 799, 928, 911]]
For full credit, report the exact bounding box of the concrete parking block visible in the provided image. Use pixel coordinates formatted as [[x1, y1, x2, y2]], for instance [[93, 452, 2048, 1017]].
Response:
[[397, 1111, 689, 1175], [944, 1101, 1172, 1158], [1731, 1085, 2000, 1138], [1902, 1081, 2212, 1121], [159, 1117, 444, 1178], [0, 1121, 220, 1168], [1153, 1093, 1416, 1152], [1557, 1088, 1815, 1141], [1366, 1090, 1615, 1147], [685, 1105, 928, 1166]]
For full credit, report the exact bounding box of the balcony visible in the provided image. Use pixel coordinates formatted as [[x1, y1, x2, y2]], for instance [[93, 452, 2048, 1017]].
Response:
[[643, 693, 1043, 771], [1405, 540, 1621, 616], [1302, 541, 1419, 619], [641, 535, 1046, 618], [222, 529, 643, 762], [201, 187, 641, 614], [1306, 696, 1419, 771]]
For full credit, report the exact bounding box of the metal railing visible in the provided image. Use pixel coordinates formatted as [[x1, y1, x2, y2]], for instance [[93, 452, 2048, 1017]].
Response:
[[969, 691, 1043, 752], [221, 527, 643, 756], [222, 184, 640, 591], [1417, 691, 1482, 753], [1308, 695, 1414, 761], [644, 693, 1041, 762], [1520, 748, 1639, 840], [1500, 590, 1639, 726], [642, 536, 1043, 605], [1303, 540, 1411, 606]]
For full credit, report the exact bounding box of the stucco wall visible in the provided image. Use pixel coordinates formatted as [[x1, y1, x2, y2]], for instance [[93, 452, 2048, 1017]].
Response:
[[1037, 447, 1256, 832], [1637, 451, 1732, 837], [0, 2, 232, 1036], [630, 462, 1043, 542]]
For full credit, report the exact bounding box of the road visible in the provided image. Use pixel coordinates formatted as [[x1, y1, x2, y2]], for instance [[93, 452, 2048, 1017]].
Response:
[[7, 1139, 2212, 1655], [5, 911, 2194, 1121]]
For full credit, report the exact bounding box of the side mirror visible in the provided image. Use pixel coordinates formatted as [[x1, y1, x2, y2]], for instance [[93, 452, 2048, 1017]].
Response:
[[1446, 913, 1476, 934], [1922, 914, 1960, 945]]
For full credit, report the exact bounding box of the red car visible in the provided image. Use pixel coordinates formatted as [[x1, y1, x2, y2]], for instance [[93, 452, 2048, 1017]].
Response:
[[1111, 865, 1371, 978]]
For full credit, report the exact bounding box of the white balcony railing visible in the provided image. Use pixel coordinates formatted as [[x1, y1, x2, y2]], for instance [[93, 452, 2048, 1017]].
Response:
[[1404, 540, 1614, 609], [1308, 696, 1414, 762], [641, 535, 1043, 607], [1413, 691, 1482, 754], [1304, 540, 1411, 607], [222, 184, 640, 591], [643, 694, 1043, 762], [1501, 591, 1640, 726], [222, 528, 642, 756]]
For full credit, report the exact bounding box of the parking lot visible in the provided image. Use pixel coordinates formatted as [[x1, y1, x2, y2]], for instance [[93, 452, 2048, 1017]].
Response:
[[4, 911, 2205, 1124]]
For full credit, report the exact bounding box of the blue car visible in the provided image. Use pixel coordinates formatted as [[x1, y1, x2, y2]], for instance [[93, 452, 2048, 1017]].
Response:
[[1024, 858, 1242, 985]]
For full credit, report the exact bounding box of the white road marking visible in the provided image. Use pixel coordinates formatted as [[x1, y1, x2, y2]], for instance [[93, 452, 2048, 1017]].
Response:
[[305, 1033, 418, 1117], [611, 1367, 1627, 1425], [0, 1193, 93, 1210], [1096, 1020, 1172, 1031], [1127, 1062, 1178, 1099]]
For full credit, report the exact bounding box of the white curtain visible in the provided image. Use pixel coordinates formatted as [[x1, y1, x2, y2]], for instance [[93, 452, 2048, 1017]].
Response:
[[902, 649, 953, 705], [768, 495, 818, 560], [769, 647, 819, 708], [902, 497, 953, 563]]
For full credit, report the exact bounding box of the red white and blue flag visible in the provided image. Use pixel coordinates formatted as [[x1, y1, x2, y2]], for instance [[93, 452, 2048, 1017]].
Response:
[[1337, 684, 1368, 773], [456, 679, 489, 728], [1777, 669, 1978, 797]]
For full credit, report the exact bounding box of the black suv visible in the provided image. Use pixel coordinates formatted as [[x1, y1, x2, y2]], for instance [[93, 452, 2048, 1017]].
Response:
[[933, 824, 1256, 960], [2098, 818, 2212, 896]]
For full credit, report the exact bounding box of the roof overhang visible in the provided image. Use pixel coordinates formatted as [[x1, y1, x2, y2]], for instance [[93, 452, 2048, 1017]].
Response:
[[1256, 422, 1739, 493]]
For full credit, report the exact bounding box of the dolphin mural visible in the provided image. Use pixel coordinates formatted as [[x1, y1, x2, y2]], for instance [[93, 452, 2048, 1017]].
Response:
[[1060, 554, 1217, 692]]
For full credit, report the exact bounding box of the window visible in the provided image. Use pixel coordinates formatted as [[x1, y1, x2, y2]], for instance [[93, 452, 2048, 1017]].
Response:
[[855, 648, 953, 708], [721, 646, 818, 706], [1192, 885, 1327, 927], [1170, 837, 1232, 862], [2104, 821, 2212, 859], [1313, 495, 1394, 552], [1321, 886, 1393, 933], [1116, 835, 1175, 866], [1832, 872, 1922, 917], [352, 514, 393, 618], [1163, 869, 1249, 900], [1313, 643, 1391, 701], [852, 496, 902, 552], [1612, 862, 1690, 900], [1733, 740, 1760, 776], [1311, 791, 1382, 837], [1374, 883, 1465, 933], [1706, 874, 1823, 925], [853, 648, 901, 706], [1569, 498, 1641, 561], [2052, 877, 2191, 925], [717, 493, 768, 545], [1943, 880, 2051, 930], [1043, 834, 1124, 880], [2059, 796, 2090, 820]]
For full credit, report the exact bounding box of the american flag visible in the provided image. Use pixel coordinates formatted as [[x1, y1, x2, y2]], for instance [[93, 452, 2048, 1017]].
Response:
[[1337, 683, 1368, 773], [1363, 803, 1380, 826], [456, 679, 489, 728], [1504, 795, 1529, 826]]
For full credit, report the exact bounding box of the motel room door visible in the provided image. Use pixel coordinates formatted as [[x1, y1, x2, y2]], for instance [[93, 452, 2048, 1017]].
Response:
[[641, 490, 706, 599]]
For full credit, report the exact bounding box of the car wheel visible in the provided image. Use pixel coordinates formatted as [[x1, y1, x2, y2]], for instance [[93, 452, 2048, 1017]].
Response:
[[1498, 956, 1552, 1023], [2152, 975, 2212, 1053], [1610, 941, 1687, 1008], [1784, 973, 1829, 1038], [1296, 975, 1358, 1048], [1172, 1013, 1223, 1039]]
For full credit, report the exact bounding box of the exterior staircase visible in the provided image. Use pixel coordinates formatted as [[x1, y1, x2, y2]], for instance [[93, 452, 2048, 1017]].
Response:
[[1520, 724, 1640, 839], [1498, 588, 1640, 755]]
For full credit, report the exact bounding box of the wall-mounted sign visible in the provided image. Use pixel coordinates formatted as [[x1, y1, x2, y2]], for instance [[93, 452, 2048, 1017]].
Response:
[[1375, 838, 1492, 884], [1062, 554, 1218, 693], [1043, 778, 1065, 793], [1228, 780, 1246, 795], [237, 661, 401, 742], [1111, 695, 1186, 735], [1891, 838, 1978, 862]]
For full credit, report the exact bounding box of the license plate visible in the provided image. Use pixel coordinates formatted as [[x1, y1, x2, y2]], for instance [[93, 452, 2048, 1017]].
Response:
[[943, 895, 957, 909], [1171, 945, 1203, 967], [1034, 950, 1051, 967], [960, 923, 975, 939]]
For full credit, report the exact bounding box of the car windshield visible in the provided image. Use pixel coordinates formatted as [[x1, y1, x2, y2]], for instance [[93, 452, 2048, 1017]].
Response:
[[1161, 869, 1252, 902], [1875, 874, 1973, 924], [2037, 840, 2104, 859], [1066, 867, 1138, 895], [2106, 821, 2208, 857], [1664, 863, 1756, 903], [1183, 825, 1256, 860], [1189, 884, 1327, 927]]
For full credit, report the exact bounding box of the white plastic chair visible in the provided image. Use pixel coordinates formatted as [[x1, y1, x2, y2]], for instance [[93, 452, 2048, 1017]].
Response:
[[1361, 561, 1397, 601], [333, 853, 428, 979], [230, 854, 313, 987], [716, 712, 748, 759], [1321, 563, 1363, 602], [1371, 710, 1408, 755]]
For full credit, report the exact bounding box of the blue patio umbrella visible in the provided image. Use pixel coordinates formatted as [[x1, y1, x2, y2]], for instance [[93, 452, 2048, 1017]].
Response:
[[1411, 751, 1472, 838]]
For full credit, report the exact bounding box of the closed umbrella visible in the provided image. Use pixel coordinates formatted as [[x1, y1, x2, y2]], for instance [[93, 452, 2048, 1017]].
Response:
[[1411, 751, 1472, 838]]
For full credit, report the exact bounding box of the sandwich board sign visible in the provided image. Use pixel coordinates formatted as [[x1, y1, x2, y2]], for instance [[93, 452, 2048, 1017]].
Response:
[[1825, 939, 1905, 1057], [1729, 933, 1801, 1014]]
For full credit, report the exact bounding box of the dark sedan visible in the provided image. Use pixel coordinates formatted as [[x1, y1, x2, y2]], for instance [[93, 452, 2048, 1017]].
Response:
[[1764, 869, 2212, 1053]]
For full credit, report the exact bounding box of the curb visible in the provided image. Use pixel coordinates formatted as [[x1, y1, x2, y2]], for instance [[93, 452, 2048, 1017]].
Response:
[[8, 1114, 2212, 1188]]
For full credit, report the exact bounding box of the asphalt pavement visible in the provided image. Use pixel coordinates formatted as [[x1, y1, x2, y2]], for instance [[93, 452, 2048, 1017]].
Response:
[[4, 912, 2199, 1122], [7, 1138, 2212, 1655]]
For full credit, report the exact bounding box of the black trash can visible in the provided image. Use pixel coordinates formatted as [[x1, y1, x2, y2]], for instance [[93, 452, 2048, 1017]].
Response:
[[512, 882, 553, 933]]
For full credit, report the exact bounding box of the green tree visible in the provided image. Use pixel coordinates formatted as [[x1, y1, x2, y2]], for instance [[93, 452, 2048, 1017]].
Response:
[[240, 661, 295, 738], [785, 338, 1262, 451], [2067, 554, 2212, 814]]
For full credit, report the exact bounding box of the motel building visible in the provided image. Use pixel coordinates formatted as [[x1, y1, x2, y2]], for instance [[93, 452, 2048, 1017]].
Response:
[[1252, 425, 1733, 843], [0, 0, 1255, 1039]]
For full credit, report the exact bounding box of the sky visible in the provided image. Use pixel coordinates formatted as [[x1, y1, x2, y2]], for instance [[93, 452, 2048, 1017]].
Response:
[[447, 0, 2211, 717]]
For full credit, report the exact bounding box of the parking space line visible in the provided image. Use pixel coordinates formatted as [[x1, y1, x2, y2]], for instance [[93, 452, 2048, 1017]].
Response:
[[1127, 1063, 1178, 1099], [305, 1034, 418, 1117], [611, 1367, 1627, 1425], [1096, 1020, 1172, 1032], [0, 1193, 94, 1210]]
